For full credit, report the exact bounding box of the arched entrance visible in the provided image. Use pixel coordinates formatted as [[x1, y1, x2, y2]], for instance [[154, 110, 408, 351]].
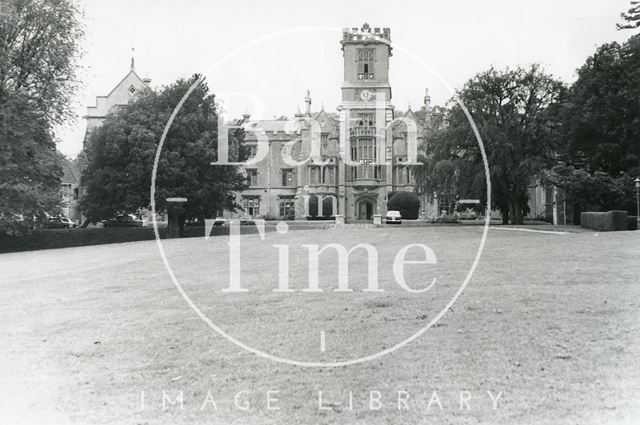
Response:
[[357, 199, 375, 220]]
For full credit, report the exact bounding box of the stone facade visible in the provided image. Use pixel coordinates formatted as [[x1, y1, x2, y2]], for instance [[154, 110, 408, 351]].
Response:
[[61, 159, 81, 223], [83, 59, 151, 145], [226, 23, 436, 222]]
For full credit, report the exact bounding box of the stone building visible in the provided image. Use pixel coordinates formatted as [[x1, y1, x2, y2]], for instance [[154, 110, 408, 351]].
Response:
[[60, 158, 81, 223], [227, 23, 436, 221], [83, 58, 151, 145]]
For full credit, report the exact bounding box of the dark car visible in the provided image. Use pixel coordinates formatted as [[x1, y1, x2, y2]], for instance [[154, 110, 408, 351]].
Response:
[[45, 216, 76, 229], [102, 214, 143, 228]]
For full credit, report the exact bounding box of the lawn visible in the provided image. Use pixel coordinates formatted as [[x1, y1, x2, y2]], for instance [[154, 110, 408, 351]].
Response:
[[1, 225, 639, 424]]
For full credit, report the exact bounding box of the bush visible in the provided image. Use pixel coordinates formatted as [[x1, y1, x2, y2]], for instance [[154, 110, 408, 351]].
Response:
[[387, 191, 420, 220], [431, 214, 460, 224], [0, 225, 260, 253], [628, 216, 638, 231], [580, 210, 628, 231]]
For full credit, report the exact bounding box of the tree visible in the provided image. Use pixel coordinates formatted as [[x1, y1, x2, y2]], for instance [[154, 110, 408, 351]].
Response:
[[0, 92, 63, 235], [419, 65, 566, 224], [80, 76, 248, 229], [542, 163, 634, 219], [618, 1, 640, 30], [560, 36, 640, 178], [0, 0, 84, 125], [0, 0, 83, 235], [545, 35, 640, 220]]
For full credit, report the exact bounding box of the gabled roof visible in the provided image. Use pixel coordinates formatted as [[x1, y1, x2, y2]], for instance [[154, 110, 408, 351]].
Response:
[[104, 69, 147, 99]]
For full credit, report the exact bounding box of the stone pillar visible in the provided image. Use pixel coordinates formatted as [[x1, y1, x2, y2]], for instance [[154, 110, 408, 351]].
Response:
[[166, 197, 187, 238]]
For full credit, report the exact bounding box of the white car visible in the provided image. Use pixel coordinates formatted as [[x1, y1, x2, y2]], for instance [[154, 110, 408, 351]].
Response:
[[385, 210, 402, 224]]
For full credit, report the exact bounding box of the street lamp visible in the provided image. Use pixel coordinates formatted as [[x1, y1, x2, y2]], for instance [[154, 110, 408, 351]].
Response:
[[635, 177, 640, 227]]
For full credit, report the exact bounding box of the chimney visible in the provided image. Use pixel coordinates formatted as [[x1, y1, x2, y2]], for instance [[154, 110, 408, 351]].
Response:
[[423, 88, 431, 110]]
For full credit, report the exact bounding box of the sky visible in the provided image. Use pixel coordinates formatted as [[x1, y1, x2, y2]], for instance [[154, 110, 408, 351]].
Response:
[[55, 0, 635, 157]]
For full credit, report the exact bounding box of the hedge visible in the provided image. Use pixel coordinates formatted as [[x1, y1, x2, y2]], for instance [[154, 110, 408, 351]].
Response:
[[580, 210, 629, 231], [387, 191, 420, 219], [0, 225, 258, 254]]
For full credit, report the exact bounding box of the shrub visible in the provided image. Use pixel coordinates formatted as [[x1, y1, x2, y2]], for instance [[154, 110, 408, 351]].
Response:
[[387, 192, 420, 219], [580, 210, 628, 231], [0, 225, 260, 254], [431, 214, 460, 224]]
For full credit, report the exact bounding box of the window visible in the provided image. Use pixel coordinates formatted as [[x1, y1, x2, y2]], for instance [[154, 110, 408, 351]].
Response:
[[246, 169, 258, 187], [357, 49, 375, 80], [73, 188, 79, 200], [351, 136, 376, 162], [349, 164, 382, 181], [279, 197, 295, 219], [128, 85, 136, 94], [282, 169, 294, 186], [357, 112, 375, 127], [248, 144, 257, 158], [310, 165, 335, 185], [242, 197, 260, 217], [321, 134, 329, 152]]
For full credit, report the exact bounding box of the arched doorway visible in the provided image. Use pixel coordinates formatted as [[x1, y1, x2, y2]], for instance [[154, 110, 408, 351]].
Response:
[[357, 199, 375, 220]]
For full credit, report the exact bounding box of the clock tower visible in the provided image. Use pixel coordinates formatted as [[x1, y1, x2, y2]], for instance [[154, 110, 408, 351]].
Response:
[[337, 23, 395, 221], [340, 23, 393, 108]]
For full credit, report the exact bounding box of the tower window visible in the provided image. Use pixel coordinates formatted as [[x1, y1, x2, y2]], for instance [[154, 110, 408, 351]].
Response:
[[357, 49, 374, 80], [357, 112, 375, 127]]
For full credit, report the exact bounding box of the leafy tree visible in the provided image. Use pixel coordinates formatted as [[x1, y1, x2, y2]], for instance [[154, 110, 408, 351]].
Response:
[[80, 76, 247, 228], [0, 0, 83, 235], [0, 0, 84, 125], [560, 36, 640, 177], [0, 92, 63, 235], [618, 1, 640, 30], [418, 65, 566, 224], [542, 163, 635, 216], [545, 35, 640, 220]]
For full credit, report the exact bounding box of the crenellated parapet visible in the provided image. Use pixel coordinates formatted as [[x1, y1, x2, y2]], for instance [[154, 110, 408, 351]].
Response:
[[341, 23, 391, 52]]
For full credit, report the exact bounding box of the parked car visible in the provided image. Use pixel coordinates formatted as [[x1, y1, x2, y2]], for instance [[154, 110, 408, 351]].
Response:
[[102, 214, 143, 228], [212, 218, 228, 226], [385, 210, 402, 224], [45, 216, 76, 229], [186, 218, 228, 227]]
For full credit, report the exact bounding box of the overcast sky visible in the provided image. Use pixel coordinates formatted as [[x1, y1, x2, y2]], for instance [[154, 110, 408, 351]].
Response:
[[56, 0, 635, 157]]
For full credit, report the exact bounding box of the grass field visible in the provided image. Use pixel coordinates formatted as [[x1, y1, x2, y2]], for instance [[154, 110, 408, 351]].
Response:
[[1, 225, 639, 424]]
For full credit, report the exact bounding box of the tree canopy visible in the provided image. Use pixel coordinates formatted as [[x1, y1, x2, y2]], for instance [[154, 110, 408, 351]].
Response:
[[618, 1, 640, 30], [543, 34, 640, 216], [0, 0, 84, 125], [0, 0, 83, 235], [559, 35, 640, 177], [80, 76, 248, 225], [417, 65, 566, 224], [0, 91, 63, 235]]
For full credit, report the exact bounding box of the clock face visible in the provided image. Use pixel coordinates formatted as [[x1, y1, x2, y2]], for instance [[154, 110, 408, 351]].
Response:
[[359, 89, 374, 102]]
